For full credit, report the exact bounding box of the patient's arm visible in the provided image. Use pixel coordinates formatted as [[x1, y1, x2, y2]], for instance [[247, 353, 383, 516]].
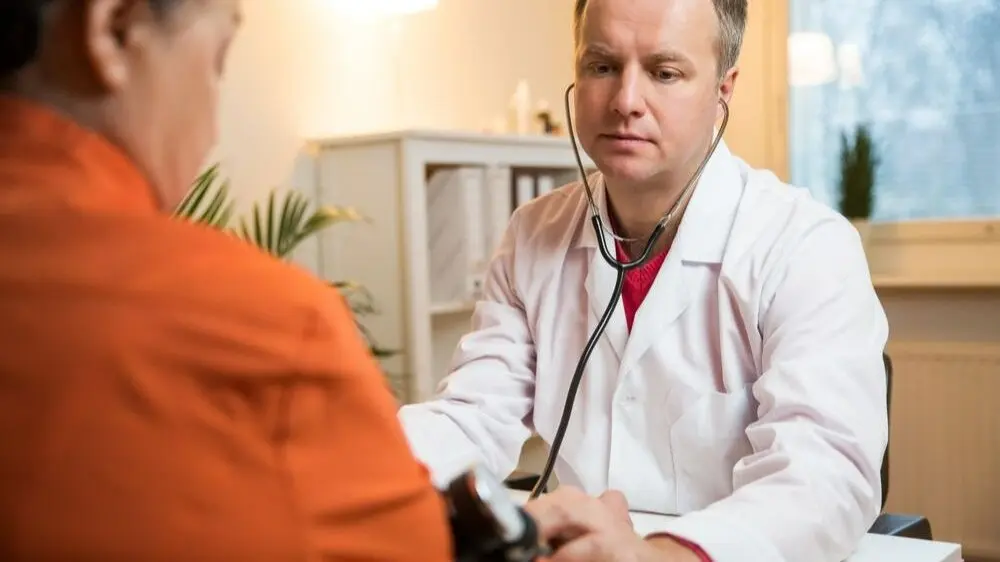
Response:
[[282, 296, 454, 561]]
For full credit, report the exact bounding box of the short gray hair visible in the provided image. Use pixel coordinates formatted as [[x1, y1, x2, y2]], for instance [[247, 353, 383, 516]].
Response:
[[573, 0, 748, 76]]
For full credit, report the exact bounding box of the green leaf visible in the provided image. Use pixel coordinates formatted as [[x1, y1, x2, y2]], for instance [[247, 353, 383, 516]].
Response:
[[174, 164, 235, 229], [297, 205, 368, 247], [370, 346, 399, 359], [330, 280, 378, 316], [277, 192, 300, 257], [251, 201, 265, 249], [267, 202, 368, 260], [237, 216, 252, 245], [276, 191, 311, 258], [838, 123, 880, 220], [199, 179, 235, 228], [265, 190, 277, 254], [355, 321, 398, 358], [174, 164, 217, 218], [174, 163, 399, 366]]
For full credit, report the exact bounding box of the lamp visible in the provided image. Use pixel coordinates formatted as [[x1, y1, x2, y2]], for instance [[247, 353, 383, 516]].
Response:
[[837, 42, 865, 89], [328, 0, 439, 16], [324, 0, 440, 129], [788, 31, 838, 87]]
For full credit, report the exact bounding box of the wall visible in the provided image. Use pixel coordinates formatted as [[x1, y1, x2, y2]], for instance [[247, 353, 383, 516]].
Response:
[[209, 0, 576, 272], [869, 222, 1000, 560], [720, 0, 788, 179], [880, 299, 1000, 561]]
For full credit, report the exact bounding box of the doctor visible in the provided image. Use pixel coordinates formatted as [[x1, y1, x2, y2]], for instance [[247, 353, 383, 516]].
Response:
[[399, 0, 889, 560]]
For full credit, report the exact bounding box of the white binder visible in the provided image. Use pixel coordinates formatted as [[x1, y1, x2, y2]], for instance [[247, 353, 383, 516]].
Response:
[[425, 167, 489, 304], [515, 174, 535, 208], [536, 174, 555, 196], [485, 165, 513, 256]]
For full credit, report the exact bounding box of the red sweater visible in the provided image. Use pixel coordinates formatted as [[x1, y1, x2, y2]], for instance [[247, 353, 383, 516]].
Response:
[[616, 240, 668, 331], [615, 240, 712, 562]]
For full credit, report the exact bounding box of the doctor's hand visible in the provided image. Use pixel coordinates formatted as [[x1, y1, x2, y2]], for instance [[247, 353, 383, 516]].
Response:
[[524, 487, 700, 562]]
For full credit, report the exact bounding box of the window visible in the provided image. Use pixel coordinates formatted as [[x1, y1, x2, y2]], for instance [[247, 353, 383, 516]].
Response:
[[788, 0, 1000, 222]]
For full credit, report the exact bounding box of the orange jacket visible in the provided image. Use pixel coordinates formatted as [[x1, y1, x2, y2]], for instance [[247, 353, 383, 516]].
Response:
[[0, 94, 453, 562]]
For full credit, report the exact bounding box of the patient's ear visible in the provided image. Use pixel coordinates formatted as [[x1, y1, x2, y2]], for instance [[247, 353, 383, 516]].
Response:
[[83, 0, 161, 91]]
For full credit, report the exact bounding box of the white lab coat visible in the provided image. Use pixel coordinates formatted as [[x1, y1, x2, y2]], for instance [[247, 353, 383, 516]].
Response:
[[398, 140, 889, 562]]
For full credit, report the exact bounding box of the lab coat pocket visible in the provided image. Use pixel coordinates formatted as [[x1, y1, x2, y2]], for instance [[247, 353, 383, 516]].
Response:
[[668, 383, 755, 512]]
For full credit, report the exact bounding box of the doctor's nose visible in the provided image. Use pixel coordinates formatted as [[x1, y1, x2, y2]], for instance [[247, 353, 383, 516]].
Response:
[[610, 66, 647, 120]]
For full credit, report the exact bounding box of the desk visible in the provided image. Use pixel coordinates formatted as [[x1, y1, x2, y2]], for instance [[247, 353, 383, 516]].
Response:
[[507, 491, 962, 562]]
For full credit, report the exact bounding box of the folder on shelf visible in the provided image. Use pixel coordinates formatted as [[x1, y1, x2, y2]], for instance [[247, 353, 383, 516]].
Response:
[[486, 165, 513, 256], [536, 174, 555, 197], [515, 174, 535, 208], [426, 167, 489, 305]]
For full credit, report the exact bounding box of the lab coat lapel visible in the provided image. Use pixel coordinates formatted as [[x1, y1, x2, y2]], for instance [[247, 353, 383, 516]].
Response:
[[618, 141, 744, 377], [619, 248, 691, 377], [578, 180, 627, 363], [585, 240, 628, 363]]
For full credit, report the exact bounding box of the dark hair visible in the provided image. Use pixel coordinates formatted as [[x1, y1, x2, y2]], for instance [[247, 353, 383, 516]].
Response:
[[573, 0, 748, 75], [0, 0, 181, 77], [0, 1, 49, 76]]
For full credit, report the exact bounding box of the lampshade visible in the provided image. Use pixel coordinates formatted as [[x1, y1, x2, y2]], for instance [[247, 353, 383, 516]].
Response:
[[787, 32, 838, 87], [329, 0, 439, 16], [837, 42, 865, 88]]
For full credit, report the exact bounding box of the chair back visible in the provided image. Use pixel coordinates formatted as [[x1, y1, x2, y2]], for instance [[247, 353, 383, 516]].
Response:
[[881, 352, 892, 511]]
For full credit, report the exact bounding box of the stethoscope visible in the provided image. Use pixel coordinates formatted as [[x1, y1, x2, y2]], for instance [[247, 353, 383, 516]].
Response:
[[528, 83, 731, 500]]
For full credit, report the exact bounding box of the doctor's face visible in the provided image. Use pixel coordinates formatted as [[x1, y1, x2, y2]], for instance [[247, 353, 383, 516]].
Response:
[[572, 0, 737, 187]]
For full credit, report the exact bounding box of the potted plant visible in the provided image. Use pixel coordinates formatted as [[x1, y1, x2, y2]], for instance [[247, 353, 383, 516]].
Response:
[[838, 123, 879, 248], [173, 164, 403, 392]]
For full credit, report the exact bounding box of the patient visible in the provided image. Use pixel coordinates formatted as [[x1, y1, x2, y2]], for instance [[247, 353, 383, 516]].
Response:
[[0, 1, 451, 560]]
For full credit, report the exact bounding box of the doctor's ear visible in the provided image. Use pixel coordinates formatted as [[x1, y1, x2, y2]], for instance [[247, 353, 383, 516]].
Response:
[[717, 65, 739, 118], [718, 66, 738, 103]]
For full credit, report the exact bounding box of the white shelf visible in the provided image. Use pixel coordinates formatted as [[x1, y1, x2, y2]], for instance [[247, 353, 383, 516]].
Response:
[[312, 129, 593, 403], [310, 128, 582, 151], [430, 301, 476, 315]]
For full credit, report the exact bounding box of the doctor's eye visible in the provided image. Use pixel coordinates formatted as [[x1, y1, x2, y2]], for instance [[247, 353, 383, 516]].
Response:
[[586, 62, 614, 76], [653, 68, 680, 82]]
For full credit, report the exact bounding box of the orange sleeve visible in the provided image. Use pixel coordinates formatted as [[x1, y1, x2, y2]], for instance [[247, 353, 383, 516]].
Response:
[[277, 299, 453, 562]]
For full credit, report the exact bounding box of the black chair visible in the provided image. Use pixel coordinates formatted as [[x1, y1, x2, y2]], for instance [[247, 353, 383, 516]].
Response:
[[507, 353, 934, 540], [868, 352, 934, 539]]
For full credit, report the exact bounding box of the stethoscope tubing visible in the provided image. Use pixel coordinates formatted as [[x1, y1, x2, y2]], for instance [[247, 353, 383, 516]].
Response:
[[528, 83, 730, 500]]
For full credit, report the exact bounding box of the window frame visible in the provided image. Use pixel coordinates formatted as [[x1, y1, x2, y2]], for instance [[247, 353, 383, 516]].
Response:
[[755, 0, 1000, 288]]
